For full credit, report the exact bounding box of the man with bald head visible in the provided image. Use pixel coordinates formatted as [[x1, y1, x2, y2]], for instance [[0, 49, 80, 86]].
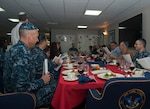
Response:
[[133, 38, 150, 69], [3, 22, 57, 107]]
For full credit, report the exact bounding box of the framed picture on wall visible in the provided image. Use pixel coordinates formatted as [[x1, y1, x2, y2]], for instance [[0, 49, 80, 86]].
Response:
[[108, 30, 115, 44]]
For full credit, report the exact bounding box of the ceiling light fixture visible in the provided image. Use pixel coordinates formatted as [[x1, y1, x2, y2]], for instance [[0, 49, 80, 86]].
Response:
[[103, 31, 108, 36], [8, 18, 19, 22], [77, 25, 87, 29], [0, 7, 5, 12], [84, 10, 102, 16], [6, 33, 11, 36], [118, 27, 126, 29]]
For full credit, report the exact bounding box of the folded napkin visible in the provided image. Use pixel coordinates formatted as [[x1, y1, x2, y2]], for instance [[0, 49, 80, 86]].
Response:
[[144, 72, 150, 78], [87, 61, 105, 67], [78, 75, 96, 84]]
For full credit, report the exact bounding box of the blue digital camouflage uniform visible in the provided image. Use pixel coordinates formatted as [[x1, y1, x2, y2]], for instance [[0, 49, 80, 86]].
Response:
[[133, 50, 150, 69], [32, 46, 60, 79], [3, 41, 57, 107]]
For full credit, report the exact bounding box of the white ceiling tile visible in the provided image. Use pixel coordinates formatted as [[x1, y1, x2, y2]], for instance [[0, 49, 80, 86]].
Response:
[[1, 0, 150, 34], [86, 0, 114, 10]]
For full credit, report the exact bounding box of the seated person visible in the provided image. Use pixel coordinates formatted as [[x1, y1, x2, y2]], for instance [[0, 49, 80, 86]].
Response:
[[88, 45, 93, 54], [109, 41, 120, 59], [57, 42, 62, 54], [44, 46, 50, 58], [69, 43, 78, 52], [32, 35, 60, 79], [92, 45, 98, 54], [119, 41, 134, 59], [44, 46, 61, 79], [133, 38, 150, 69], [3, 22, 57, 108], [50, 42, 61, 60]]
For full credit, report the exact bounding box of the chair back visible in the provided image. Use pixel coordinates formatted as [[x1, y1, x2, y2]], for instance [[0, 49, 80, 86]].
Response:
[[0, 75, 3, 93], [0, 92, 36, 109], [86, 77, 150, 109]]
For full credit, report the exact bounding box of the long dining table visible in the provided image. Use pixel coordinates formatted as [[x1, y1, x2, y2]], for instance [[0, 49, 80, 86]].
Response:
[[51, 64, 126, 109]]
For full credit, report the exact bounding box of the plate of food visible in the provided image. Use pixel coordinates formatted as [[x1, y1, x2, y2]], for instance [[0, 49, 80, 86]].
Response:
[[73, 63, 78, 67], [97, 72, 124, 80], [62, 70, 75, 75], [63, 66, 74, 69], [91, 64, 99, 67], [91, 64, 100, 70], [92, 69, 111, 75], [62, 63, 74, 69], [63, 76, 78, 81]]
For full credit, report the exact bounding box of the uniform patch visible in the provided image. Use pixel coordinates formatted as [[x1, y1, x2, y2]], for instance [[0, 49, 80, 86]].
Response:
[[119, 89, 145, 109]]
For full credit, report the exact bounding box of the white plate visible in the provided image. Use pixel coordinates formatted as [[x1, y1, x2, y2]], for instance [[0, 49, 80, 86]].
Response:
[[108, 63, 117, 66], [62, 70, 75, 75], [62, 64, 68, 67], [63, 76, 78, 81], [73, 63, 78, 67], [97, 73, 124, 80], [132, 70, 144, 77], [63, 66, 74, 69], [91, 64, 99, 68], [92, 69, 111, 75]]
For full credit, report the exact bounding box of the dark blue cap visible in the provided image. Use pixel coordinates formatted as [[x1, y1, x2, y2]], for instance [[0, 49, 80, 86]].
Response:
[[19, 22, 38, 30]]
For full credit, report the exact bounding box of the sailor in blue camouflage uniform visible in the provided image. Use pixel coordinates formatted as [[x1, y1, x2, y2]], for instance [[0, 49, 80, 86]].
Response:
[[133, 38, 150, 69], [32, 35, 60, 79], [3, 22, 57, 107]]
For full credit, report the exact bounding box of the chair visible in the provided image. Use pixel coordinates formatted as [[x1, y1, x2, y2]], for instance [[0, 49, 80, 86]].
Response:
[[86, 77, 150, 109], [0, 75, 36, 109], [0, 92, 36, 109]]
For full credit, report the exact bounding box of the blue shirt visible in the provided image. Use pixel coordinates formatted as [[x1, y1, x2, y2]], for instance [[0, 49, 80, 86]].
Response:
[[111, 46, 120, 57], [133, 50, 150, 69]]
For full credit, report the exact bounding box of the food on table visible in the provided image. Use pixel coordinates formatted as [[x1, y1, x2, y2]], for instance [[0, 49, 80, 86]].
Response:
[[91, 64, 100, 70], [104, 72, 116, 78]]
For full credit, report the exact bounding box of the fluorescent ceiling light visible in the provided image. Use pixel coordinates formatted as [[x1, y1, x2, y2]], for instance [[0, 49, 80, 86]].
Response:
[[0, 7, 5, 12], [8, 18, 19, 22], [118, 27, 126, 29], [84, 10, 102, 16], [6, 33, 11, 36], [77, 25, 87, 29]]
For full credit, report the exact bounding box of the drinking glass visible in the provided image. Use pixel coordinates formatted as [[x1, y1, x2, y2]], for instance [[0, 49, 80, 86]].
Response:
[[129, 63, 135, 75], [84, 63, 89, 73], [78, 62, 84, 75]]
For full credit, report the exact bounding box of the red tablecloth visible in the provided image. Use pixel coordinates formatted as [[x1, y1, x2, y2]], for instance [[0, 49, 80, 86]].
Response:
[[51, 65, 125, 109]]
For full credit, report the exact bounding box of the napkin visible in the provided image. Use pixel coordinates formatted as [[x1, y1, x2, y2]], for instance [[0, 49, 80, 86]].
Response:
[[122, 54, 133, 64], [78, 75, 96, 84], [144, 72, 150, 78], [136, 57, 150, 69], [87, 61, 105, 67], [103, 47, 111, 54]]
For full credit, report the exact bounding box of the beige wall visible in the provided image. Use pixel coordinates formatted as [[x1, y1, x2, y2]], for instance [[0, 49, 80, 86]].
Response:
[[51, 29, 99, 52], [142, 6, 150, 51], [51, 29, 98, 42]]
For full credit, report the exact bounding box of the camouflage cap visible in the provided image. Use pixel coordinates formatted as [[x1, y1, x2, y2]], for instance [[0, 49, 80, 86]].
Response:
[[19, 22, 39, 30]]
